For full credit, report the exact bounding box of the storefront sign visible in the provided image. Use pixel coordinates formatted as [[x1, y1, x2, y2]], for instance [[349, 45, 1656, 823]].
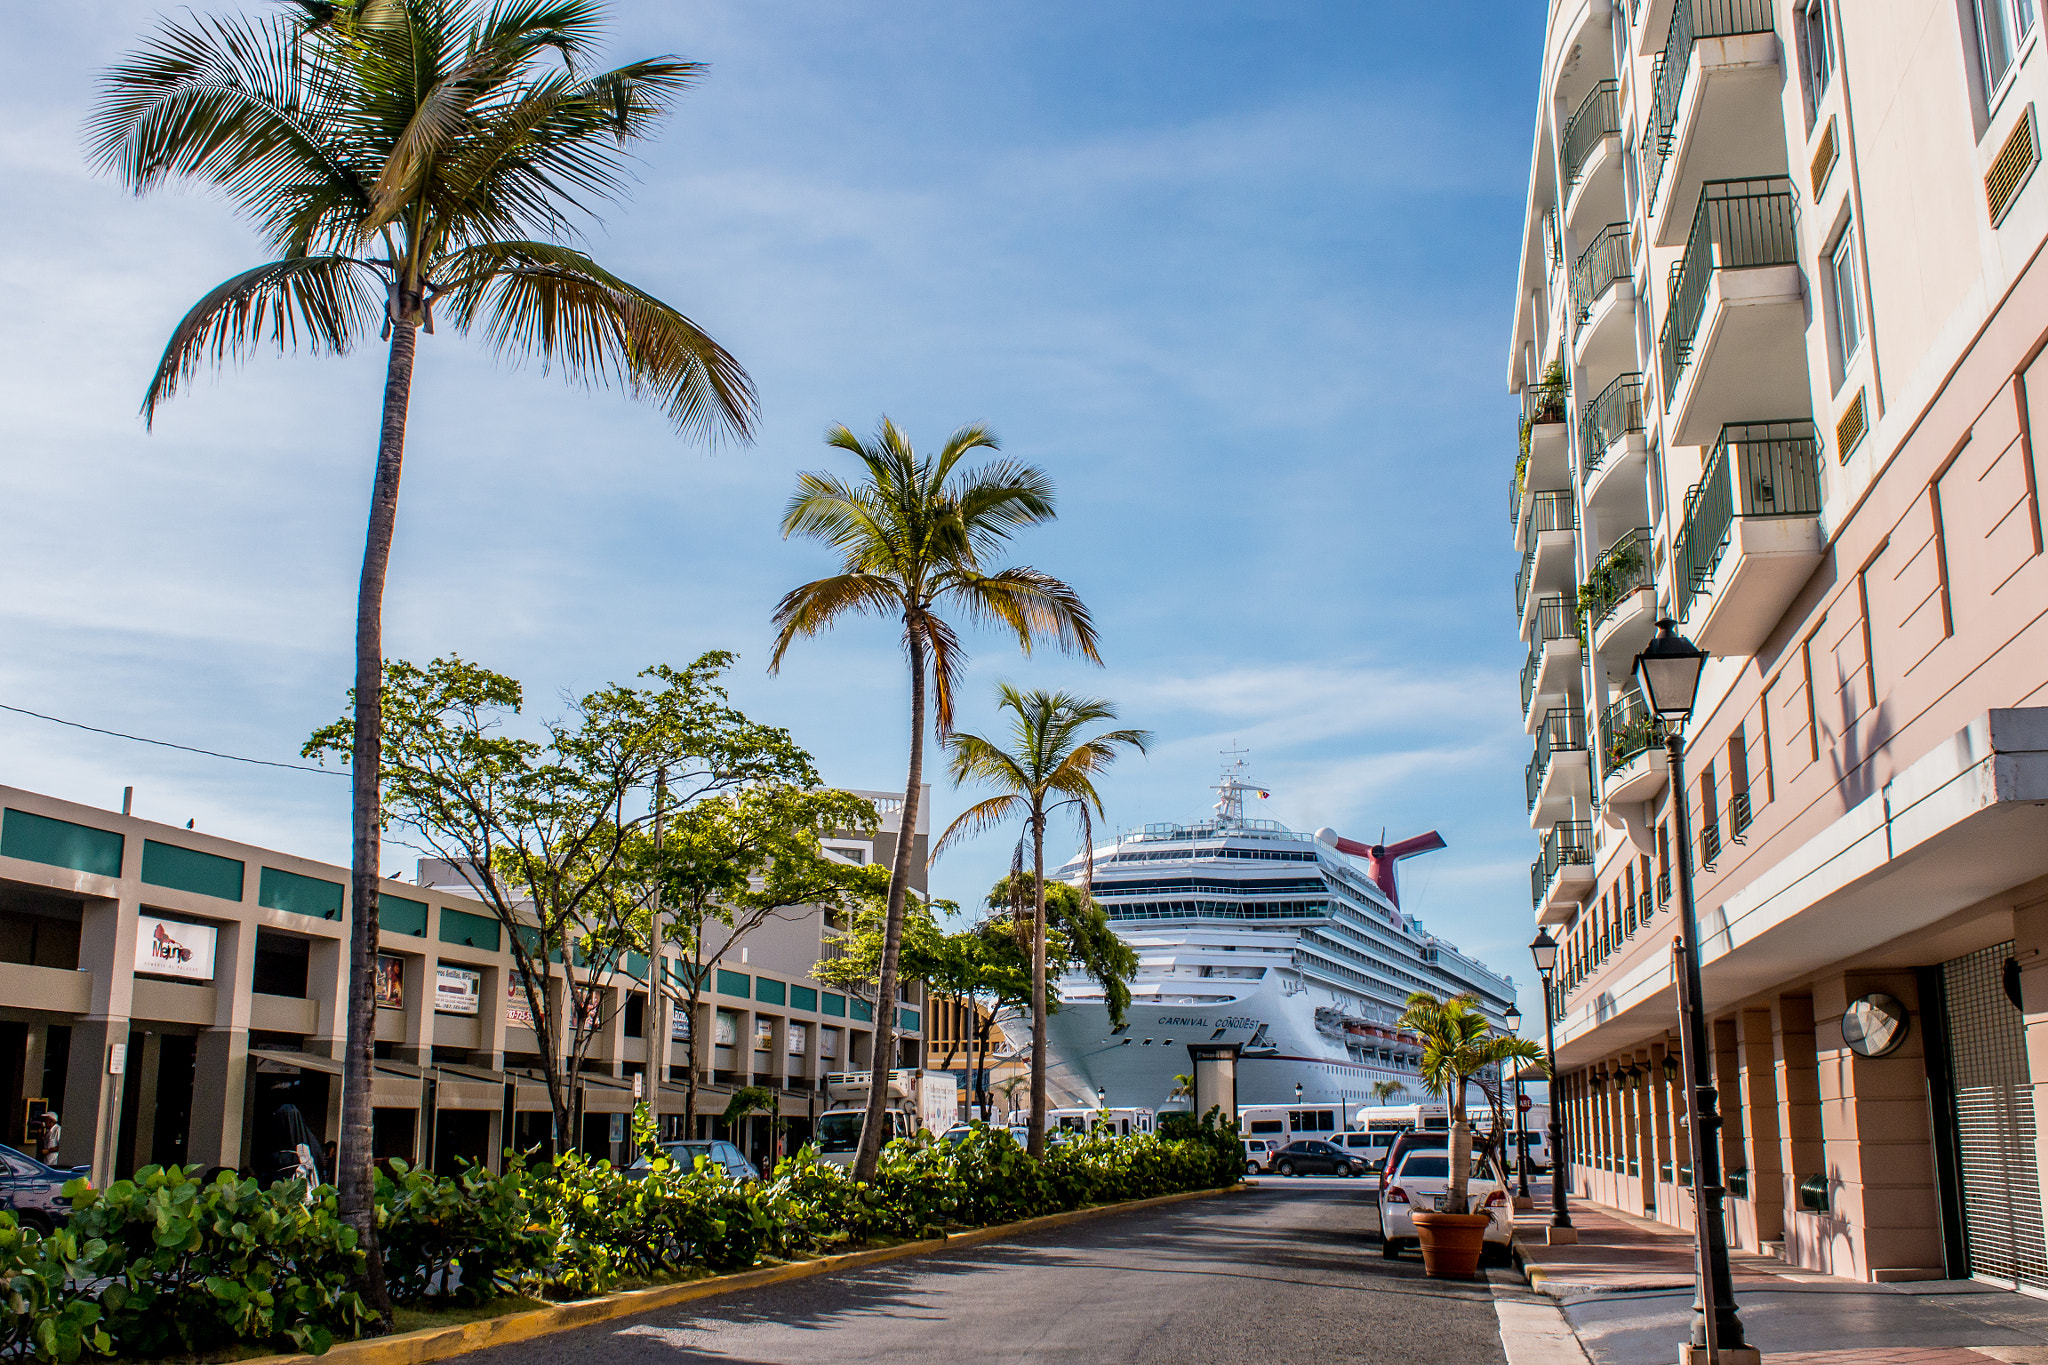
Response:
[[753, 1017, 774, 1051], [375, 955, 405, 1009], [135, 915, 216, 982], [435, 966, 481, 1015], [670, 1009, 692, 1043], [506, 977, 535, 1030]]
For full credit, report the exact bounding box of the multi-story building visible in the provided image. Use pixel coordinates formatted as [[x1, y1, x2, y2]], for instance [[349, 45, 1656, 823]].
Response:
[[0, 782, 923, 1185], [924, 997, 1023, 1120], [1509, 0, 2048, 1286]]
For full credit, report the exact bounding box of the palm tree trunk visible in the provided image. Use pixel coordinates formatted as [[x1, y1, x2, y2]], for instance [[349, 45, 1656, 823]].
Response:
[[854, 628, 924, 1180], [342, 313, 418, 1326], [1027, 811, 1048, 1159]]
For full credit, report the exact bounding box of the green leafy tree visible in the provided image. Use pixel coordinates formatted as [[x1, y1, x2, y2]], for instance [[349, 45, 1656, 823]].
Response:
[[1396, 992, 1544, 1214], [305, 653, 808, 1165], [91, 0, 758, 1303], [769, 420, 1100, 1178], [937, 686, 1148, 1157]]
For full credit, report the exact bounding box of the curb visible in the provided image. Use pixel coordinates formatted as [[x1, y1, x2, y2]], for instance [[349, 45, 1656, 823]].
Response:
[[245, 1183, 1250, 1365]]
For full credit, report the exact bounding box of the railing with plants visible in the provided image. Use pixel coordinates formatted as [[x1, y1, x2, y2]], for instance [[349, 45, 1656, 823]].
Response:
[[1537, 820, 1595, 896], [1601, 689, 1657, 776], [1570, 222, 1631, 330], [1675, 419, 1822, 621], [1643, 0, 1779, 206], [1580, 372, 1645, 472], [1659, 177, 1798, 393], [1579, 528, 1654, 633], [1517, 359, 1570, 490], [1527, 707, 1588, 810], [1561, 80, 1621, 186]]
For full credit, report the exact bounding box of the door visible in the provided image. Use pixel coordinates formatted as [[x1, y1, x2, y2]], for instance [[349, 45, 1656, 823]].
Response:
[[1939, 942, 2048, 1289]]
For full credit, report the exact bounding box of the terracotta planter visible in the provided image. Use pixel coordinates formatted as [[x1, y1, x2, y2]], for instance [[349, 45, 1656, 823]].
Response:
[[1411, 1211, 1491, 1278]]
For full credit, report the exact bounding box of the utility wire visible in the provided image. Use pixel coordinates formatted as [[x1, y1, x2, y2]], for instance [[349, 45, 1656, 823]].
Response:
[[0, 701, 345, 776]]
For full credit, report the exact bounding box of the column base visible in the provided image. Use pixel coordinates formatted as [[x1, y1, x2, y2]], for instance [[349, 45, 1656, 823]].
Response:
[[1547, 1226, 1580, 1244], [1680, 1349, 1760, 1365], [1513, 1196, 1535, 1210]]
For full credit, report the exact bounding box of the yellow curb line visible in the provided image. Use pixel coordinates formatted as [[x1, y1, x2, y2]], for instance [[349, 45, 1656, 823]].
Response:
[[241, 1183, 1251, 1365]]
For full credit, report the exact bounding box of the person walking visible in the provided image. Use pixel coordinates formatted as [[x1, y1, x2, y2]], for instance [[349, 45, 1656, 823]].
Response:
[[36, 1113, 60, 1165]]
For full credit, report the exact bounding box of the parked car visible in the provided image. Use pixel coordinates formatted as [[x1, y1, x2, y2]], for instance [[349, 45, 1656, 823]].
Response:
[[1335, 1131, 1397, 1170], [1377, 1130, 1448, 1198], [1378, 1148, 1513, 1264], [1242, 1137, 1278, 1173], [1270, 1139, 1369, 1178], [0, 1144, 84, 1234], [627, 1140, 759, 1182]]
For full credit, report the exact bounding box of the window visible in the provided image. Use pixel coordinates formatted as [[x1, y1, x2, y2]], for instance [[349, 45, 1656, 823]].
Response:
[[1973, 0, 2039, 99], [1798, 0, 1834, 116], [1830, 227, 1864, 369]]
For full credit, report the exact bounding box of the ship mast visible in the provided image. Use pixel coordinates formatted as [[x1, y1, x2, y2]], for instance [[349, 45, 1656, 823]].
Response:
[[1211, 745, 1265, 827]]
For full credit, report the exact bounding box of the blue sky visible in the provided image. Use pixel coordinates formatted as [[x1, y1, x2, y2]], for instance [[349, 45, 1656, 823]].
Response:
[[0, 3, 1545, 994]]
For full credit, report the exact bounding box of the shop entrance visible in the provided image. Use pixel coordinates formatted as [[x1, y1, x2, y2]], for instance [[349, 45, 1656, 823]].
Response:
[[1933, 941, 2048, 1289]]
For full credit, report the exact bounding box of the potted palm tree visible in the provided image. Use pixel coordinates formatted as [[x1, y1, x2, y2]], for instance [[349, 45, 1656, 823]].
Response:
[[1398, 992, 1544, 1278]]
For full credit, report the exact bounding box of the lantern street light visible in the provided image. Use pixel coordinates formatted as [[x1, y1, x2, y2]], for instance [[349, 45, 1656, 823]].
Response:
[[1503, 1001, 1530, 1201], [1632, 619, 1753, 1364], [1528, 928, 1574, 1241], [1295, 1082, 1303, 1104]]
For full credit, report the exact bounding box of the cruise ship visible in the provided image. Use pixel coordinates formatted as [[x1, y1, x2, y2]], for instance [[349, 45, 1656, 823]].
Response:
[[1037, 761, 1518, 1113]]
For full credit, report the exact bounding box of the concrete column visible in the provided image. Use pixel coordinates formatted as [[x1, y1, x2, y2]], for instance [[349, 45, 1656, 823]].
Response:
[[2015, 900, 2048, 1248], [69, 891, 139, 1180], [396, 952, 430, 1065], [1634, 1050, 1658, 1215], [600, 981, 627, 1078], [129, 1031, 163, 1169], [189, 916, 256, 1170], [306, 937, 345, 1060], [1713, 1016, 1743, 1201], [1650, 1039, 1675, 1222], [1737, 1007, 1786, 1249], [473, 962, 507, 1070], [1776, 994, 1825, 1270]]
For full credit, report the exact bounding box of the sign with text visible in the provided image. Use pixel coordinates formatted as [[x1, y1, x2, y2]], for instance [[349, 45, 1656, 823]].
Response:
[[375, 955, 405, 1009], [506, 977, 536, 1031], [435, 966, 481, 1015], [135, 915, 216, 982]]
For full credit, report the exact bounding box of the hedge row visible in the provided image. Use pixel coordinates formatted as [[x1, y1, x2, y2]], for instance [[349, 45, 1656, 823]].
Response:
[[1, 1113, 1241, 1363]]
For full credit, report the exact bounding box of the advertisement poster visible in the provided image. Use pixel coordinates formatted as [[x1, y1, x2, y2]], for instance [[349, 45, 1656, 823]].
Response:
[[670, 1009, 692, 1043], [787, 1023, 808, 1055], [374, 955, 404, 1009], [505, 977, 535, 1031], [134, 915, 217, 982], [753, 1017, 774, 1051], [714, 1011, 738, 1048], [820, 1026, 839, 1060], [434, 966, 481, 1015]]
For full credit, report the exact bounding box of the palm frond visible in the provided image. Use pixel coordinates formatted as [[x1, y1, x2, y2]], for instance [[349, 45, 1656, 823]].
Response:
[[766, 574, 904, 674], [435, 239, 756, 440], [143, 256, 382, 426], [943, 732, 1029, 794], [944, 566, 1102, 664], [932, 794, 1026, 861], [921, 611, 969, 737]]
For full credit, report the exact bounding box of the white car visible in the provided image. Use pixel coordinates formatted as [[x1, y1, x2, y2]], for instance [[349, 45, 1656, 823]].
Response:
[[1378, 1148, 1514, 1262], [1242, 1137, 1278, 1173]]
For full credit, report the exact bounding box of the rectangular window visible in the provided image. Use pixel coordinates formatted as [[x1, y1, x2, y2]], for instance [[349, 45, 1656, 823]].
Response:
[[1973, 0, 2038, 99], [1799, 0, 1834, 115], [1831, 227, 1863, 368]]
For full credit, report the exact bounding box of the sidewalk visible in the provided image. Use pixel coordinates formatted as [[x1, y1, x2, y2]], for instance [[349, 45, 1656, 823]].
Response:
[[1510, 1202, 2048, 1365]]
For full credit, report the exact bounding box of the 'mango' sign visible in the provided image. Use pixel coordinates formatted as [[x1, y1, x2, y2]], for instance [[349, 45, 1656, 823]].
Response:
[[135, 914, 217, 982]]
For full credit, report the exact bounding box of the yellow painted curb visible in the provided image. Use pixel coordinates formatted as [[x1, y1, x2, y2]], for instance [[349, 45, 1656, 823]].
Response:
[[241, 1183, 1249, 1365]]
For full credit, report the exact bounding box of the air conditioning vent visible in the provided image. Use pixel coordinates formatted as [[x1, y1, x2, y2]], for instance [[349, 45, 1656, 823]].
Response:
[[1836, 388, 1868, 461], [1810, 116, 1838, 197], [1987, 104, 2039, 226]]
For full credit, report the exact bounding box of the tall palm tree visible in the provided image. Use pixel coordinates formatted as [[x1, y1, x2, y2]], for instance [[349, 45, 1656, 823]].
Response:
[[1369, 1079, 1408, 1107], [1397, 992, 1544, 1215], [88, 0, 755, 1311], [771, 421, 1098, 1178], [936, 685, 1148, 1157]]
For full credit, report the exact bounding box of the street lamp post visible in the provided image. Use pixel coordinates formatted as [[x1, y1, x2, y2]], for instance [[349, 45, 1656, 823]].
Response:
[[1528, 928, 1575, 1242], [1634, 619, 1754, 1365], [1503, 1001, 1530, 1202]]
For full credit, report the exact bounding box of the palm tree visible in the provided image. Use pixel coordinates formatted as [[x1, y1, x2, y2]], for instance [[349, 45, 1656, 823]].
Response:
[[1397, 992, 1543, 1215], [771, 421, 1098, 1179], [935, 685, 1149, 1157], [1369, 1079, 1408, 1107], [89, 1, 756, 1310]]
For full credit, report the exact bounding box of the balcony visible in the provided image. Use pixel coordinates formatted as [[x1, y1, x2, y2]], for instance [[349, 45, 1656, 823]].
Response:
[[1643, 0, 1786, 242], [1570, 223, 1635, 380], [1584, 527, 1658, 661], [1533, 820, 1596, 924], [1579, 373, 1648, 507], [1659, 178, 1807, 446], [1520, 389, 1571, 494], [1517, 492, 1578, 632], [1600, 690, 1669, 805], [1562, 81, 1623, 233], [1522, 596, 1581, 731], [1527, 708, 1592, 829], [1676, 421, 1824, 656]]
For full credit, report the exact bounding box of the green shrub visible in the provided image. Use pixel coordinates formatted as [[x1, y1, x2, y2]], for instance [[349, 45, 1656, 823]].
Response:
[[376, 1158, 552, 1306]]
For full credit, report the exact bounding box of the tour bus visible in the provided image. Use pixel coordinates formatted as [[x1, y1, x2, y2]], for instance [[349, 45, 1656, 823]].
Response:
[[1236, 1103, 1348, 1147], [1354, 1103, 1450, 1133], [1041, 1107, 1156, 1138]]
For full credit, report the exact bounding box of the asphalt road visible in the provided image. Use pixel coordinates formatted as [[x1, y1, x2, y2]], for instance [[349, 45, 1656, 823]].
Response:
[[456, 1177, 1508, 1365]]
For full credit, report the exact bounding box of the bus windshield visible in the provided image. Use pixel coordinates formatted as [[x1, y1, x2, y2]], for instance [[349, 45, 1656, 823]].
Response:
[[815, 1113, 864, 1153]]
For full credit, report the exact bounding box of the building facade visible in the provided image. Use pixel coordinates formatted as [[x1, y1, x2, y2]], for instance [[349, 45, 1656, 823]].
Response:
[[1510, 0, 2048, 1284], [0, 783, 924, 1185]]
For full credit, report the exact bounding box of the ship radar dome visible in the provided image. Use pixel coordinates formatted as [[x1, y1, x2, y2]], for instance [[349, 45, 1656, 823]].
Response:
[[1314, 826, 1338, 844]]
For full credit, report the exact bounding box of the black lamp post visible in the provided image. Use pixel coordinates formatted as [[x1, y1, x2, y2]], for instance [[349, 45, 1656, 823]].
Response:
[[1634, 619, 1752, 1364], [1528, 928, 1574, 1239], [1503, 1001, 1530, 1201]]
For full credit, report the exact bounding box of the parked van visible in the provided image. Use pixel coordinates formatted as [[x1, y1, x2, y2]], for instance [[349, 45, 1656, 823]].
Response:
[[1237, 1103, 1346, 1146]]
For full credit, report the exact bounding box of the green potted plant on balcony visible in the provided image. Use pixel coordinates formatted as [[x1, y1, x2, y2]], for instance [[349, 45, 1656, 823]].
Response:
[[1517, 360, 1569, 490], [1398, 991, 1545, 1278]]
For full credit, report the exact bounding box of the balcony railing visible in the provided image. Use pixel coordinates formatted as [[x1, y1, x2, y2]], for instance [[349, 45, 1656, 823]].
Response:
[[1583, 527, 1654, 629], [1527, 708, 1589, 809], [1538, 820, 1595, 894], [1657, 868, 1672, 905], [1601, 689, 1656, 775], [1676, 420, 1823, 621], [1731, 789, 1754, 838], [1531, 489, 1576, 534], [1522, 596, 1576, 714], [1643, 0, 1779, 207], [1570, 223, 1632, 331], [1509, 472, 1522, 526], [1580, 373, 1645, 471], [1544, 204, 1564, 270], [1641, 58, 1671, 208], [1660, 178, 1799, 393], [1562, 80, 1621, 186], [1515, 547, 1536, 614], [1701, 820, 1723, 868]]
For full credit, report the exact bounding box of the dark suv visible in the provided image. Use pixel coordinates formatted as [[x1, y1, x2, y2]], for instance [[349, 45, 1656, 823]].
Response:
[[1271, 1139, 1369, 1177], [0, 1144, 84, 1234]]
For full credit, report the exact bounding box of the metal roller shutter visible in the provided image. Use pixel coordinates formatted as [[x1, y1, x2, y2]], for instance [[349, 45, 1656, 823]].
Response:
[[1941, 941, 2048, 1290]]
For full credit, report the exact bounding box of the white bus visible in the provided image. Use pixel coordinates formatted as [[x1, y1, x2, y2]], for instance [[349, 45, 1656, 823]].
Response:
[[1354, 1102, 1450, 1133], [1045, 1106, 1156, 1137], [1237, 1103, 1347, 1146]]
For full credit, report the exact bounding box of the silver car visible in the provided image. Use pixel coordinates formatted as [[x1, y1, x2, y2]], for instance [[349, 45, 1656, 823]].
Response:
[[627, 1140, 759, 1182]]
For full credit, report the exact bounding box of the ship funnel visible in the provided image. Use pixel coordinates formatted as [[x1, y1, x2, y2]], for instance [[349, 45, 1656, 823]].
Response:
[[1331, 830, 1446, 909]]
